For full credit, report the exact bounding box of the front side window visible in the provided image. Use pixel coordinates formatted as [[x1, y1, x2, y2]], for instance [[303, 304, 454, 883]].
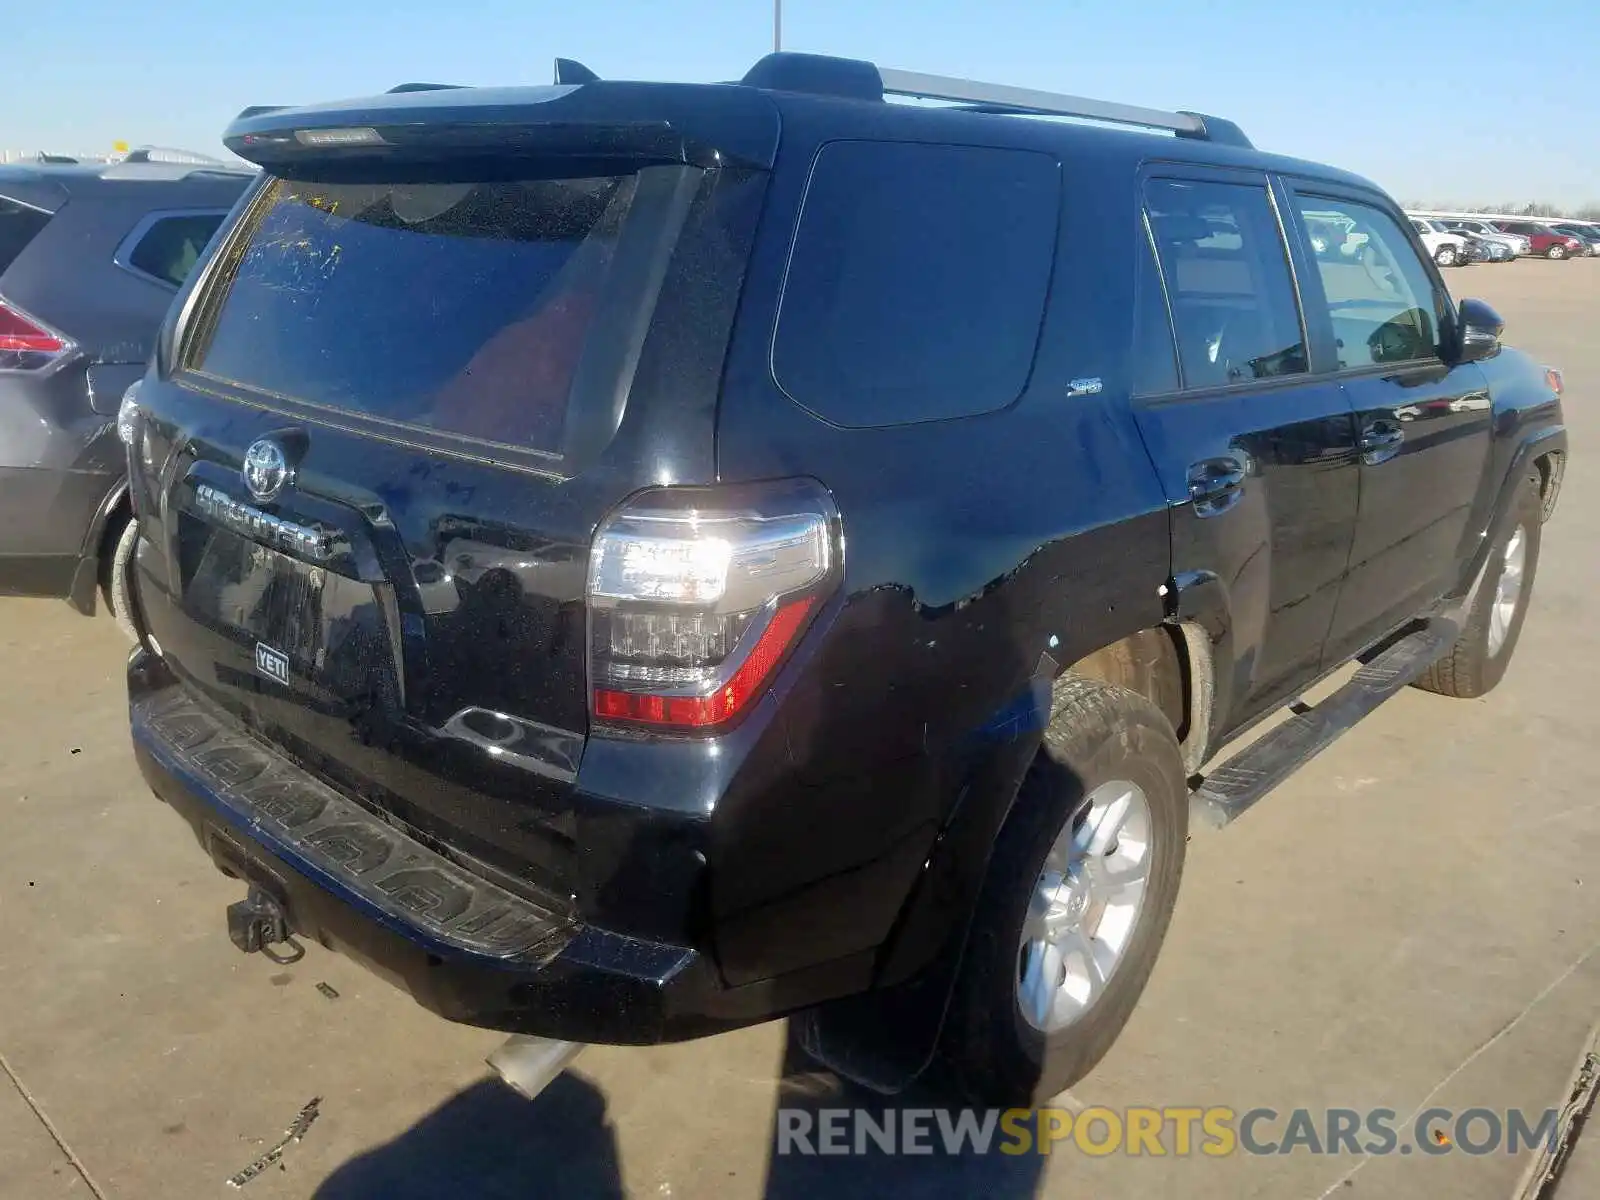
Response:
[[1292, 195, 1441, 370], [1143, 178, 1306, 389], [772, 140, 1060, 428]]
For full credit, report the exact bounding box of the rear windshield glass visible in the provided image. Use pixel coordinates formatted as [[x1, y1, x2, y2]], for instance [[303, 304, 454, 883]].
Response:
[[0, 198, 51, 276], [191, 174, 639, 453]]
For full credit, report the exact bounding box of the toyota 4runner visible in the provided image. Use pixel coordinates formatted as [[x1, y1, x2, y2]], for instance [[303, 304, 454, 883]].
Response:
[[121, 53, 1568, 1105]]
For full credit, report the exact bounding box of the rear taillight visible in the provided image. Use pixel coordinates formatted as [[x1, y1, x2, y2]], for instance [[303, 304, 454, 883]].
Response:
[[0, 298, 71, 371], [588, 479, 840, 733]]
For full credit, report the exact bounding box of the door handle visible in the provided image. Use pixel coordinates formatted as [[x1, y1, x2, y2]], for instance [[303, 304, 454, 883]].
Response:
[[1360, 421, 1405, 465], [1187, 456, 1248, 518]]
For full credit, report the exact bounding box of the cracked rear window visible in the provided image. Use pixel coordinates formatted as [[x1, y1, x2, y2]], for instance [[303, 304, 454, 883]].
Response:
[[190, 174, 638, 453]]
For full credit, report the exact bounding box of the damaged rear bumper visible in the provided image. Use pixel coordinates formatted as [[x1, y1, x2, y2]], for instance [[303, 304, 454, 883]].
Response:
[[128, 647, 793, 1044]]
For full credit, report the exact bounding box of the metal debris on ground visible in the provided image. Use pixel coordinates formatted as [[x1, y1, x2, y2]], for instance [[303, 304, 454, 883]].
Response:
[[225, 1096, 321, 1189], [315, 981, 339, 1000]]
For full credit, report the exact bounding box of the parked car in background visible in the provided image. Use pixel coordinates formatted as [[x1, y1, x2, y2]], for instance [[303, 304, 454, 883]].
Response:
[[1454, 234, 1492, 264], [1411, 217, 1507, 262], [1409, 218, 1470, 266], [0, 149, 252, 636], [1439, 219, 1532, 258], [1549, 223, 1600, 257], [1492, 221, 1583, 259]]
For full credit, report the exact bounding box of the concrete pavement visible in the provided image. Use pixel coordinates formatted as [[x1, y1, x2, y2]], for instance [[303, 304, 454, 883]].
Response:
[[0, 260, 1596, 1198]]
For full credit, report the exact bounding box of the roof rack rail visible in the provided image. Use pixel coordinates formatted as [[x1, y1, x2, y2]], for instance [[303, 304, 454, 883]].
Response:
[[388, 81, 464, 93], [738, 53, 1252, 148]]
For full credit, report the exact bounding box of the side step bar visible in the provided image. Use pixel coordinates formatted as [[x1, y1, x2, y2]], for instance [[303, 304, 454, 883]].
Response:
[[1189, 617, 1461, 832]]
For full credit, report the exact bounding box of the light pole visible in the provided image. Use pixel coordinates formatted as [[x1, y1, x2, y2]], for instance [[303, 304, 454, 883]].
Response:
[[774, 0, 782, 52]]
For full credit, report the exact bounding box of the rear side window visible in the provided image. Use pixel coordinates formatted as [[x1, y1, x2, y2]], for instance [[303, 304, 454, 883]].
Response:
[[190, 173, 641, 454], [772, 141, 1060, 428], [1144, 179, 1306, 390], [0, 198, 51, 276], [1291, 195, 1441, 369], [123, 212, 227, 288], [1132, 222, 1179, 395]]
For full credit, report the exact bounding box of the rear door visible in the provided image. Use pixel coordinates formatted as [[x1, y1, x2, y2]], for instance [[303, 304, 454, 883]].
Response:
[[1280, 183, 1492, 662], [1131, 166, 1360, 734], [130, 158, 767, 897]]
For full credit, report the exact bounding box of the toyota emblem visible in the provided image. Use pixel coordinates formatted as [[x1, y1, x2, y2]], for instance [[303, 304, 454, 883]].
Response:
[[242, 439, 291, 503]]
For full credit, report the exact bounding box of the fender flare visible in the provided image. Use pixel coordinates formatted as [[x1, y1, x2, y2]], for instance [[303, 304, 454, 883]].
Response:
[[1455, 425, 1565, 600], [66, 477, 131, 615]]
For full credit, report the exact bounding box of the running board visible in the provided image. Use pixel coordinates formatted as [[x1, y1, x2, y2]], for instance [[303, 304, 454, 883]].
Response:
[[1189, 618, 1461, 832]]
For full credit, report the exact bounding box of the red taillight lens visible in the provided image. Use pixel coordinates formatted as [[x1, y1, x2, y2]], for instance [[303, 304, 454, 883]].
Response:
[[0, 299, 70, 370], [594, 596, 818, 728], [587, 481, 839, 733]]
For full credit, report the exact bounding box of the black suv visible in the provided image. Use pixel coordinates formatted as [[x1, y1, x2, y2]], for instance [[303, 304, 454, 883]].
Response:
[[0, 151, 253, 633], [122, 54, 1567, 1105]]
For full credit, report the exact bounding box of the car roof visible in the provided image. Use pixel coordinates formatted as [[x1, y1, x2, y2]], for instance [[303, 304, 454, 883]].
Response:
[[0, 155, 255, 214]]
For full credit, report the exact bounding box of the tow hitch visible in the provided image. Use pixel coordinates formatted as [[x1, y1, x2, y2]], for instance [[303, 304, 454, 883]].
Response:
[[226, 885, 300, 962]]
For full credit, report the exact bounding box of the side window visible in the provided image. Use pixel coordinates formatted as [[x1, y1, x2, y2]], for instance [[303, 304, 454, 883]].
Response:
[[1132, 221, 1179, 395], [0, 198, 52, 275], [1142, 178, 1306, 390], [124, 212, 226, 288], [1291, 196, 1441, 370], [772, 141, 1060, 428]]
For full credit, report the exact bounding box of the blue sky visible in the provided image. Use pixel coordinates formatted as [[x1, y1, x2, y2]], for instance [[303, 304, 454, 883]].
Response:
[[6, 0, 1596, 207]]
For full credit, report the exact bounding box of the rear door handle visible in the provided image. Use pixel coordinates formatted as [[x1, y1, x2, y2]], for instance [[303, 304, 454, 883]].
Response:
[[1360, 421, 1405, 465], [1187, 455, 1248, 518]]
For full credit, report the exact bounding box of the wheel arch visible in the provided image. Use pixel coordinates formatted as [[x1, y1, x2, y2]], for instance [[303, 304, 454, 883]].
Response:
[[1064, 621, 1215, 777], [66, 478, 131, 615]]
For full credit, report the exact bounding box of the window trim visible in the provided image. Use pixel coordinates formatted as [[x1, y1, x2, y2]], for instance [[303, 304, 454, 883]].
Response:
[[1277, 176, 1456, 378], [1134, 163, 1313, 400], [112, 207, 233, 291]]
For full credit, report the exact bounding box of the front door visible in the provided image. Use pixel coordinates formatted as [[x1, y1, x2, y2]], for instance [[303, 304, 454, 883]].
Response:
[[1131, 168, 1361, 737], [1280, 185, 1493, 662]]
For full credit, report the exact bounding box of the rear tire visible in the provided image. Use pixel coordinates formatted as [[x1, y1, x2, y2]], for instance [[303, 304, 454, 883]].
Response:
[[105, 515, 141, 644], [1413, 474, 1541, 699], [940, 674, 1187, 1106]]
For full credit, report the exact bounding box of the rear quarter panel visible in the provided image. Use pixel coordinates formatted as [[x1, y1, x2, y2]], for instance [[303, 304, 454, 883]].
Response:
[[710, 105, 1172, 985]]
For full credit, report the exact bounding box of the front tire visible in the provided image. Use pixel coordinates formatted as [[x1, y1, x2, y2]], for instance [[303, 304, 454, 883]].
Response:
[[1435, 245, 1458, 267], [1413, 474, 1541, 699], [940, 674, 1187, 1106], [1547, 244, 1567, 260]]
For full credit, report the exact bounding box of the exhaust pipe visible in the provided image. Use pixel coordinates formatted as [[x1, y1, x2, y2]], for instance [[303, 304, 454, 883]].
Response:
[[487, 1036, 585, 1102]]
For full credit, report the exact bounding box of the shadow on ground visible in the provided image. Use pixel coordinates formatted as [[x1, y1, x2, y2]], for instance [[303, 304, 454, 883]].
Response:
[[316, 1027, 1046, 1199], [315, 1074, 624, 1200]]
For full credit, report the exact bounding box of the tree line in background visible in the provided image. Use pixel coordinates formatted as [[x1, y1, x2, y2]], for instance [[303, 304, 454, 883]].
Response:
[[1405, 200, 1600, 220]]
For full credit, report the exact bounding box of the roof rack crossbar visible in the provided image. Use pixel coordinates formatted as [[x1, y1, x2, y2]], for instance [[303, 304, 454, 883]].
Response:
[[876, 68, 1208, 138]]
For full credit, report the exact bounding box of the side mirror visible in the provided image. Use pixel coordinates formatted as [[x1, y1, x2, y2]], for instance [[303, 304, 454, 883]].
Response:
[[1454, 297, 1503, 363]]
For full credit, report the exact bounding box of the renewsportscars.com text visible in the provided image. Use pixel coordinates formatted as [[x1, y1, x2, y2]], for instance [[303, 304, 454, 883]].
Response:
[[775, 1106, 1560, 1158]]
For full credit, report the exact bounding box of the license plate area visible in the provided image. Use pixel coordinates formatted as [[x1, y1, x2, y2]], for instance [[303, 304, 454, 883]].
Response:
[[176, 513, 394, 700]]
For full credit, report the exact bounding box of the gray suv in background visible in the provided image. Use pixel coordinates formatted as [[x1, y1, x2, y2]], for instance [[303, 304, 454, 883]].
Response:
[[0, 151, 252, 633]]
